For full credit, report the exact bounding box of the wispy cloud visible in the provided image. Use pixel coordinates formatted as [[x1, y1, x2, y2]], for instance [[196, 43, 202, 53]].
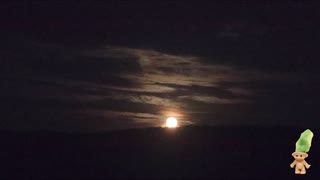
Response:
[[1, 40, 306, 131], [178, 95, 251, 104]]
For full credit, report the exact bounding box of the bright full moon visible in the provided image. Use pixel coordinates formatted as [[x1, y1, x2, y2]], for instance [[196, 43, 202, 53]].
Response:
[[166, 117, 178, 128]]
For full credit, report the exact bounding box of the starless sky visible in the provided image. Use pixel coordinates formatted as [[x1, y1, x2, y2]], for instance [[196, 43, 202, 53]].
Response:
[[1, 1, 320, 132]]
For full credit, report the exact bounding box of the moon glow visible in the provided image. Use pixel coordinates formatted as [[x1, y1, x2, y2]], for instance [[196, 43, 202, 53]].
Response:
[[166, 117, 178, 128]]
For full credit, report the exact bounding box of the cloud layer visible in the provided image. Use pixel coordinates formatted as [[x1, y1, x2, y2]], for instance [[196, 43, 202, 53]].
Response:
[[2, 37, 311, 132]]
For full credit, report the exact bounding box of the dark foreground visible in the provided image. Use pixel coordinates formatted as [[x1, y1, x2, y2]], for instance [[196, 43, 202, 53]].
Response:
[[1, 125, 320, 179]]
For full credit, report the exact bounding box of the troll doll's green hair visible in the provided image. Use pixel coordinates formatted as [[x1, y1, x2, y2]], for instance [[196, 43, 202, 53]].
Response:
[[295, 129, 314, 153]]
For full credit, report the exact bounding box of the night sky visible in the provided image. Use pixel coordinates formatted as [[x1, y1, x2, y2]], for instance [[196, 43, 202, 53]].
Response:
[[1, 1, 320, 132]]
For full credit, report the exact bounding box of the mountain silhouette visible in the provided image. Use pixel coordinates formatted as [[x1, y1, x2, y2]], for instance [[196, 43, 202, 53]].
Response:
[[1, 125, 319, 179]]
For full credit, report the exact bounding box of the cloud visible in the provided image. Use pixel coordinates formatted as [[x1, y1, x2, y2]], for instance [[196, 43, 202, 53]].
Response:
[[85, 46, 299, 103], [129, 95, 178, 107], [178, 95, 251, 104], [1, 39, 308, 131], [106, 84, 175, 93], [97, 45, 299, 81]]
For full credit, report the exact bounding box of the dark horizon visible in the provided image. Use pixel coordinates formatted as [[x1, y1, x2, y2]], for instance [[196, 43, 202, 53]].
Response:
[[0, 125, 319, 179], [2, 1, 320, 132]]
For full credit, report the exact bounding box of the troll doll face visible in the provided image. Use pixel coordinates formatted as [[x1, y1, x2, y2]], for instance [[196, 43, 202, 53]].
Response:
[[292, 152, 308, 161]]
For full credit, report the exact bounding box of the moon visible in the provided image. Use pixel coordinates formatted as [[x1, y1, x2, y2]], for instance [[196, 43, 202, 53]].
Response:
[[166, 117, 178, 128]]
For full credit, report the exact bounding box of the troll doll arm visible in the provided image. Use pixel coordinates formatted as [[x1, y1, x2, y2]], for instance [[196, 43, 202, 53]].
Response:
[[303, 161, 311, 169], [290, 160, 297, 168]]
